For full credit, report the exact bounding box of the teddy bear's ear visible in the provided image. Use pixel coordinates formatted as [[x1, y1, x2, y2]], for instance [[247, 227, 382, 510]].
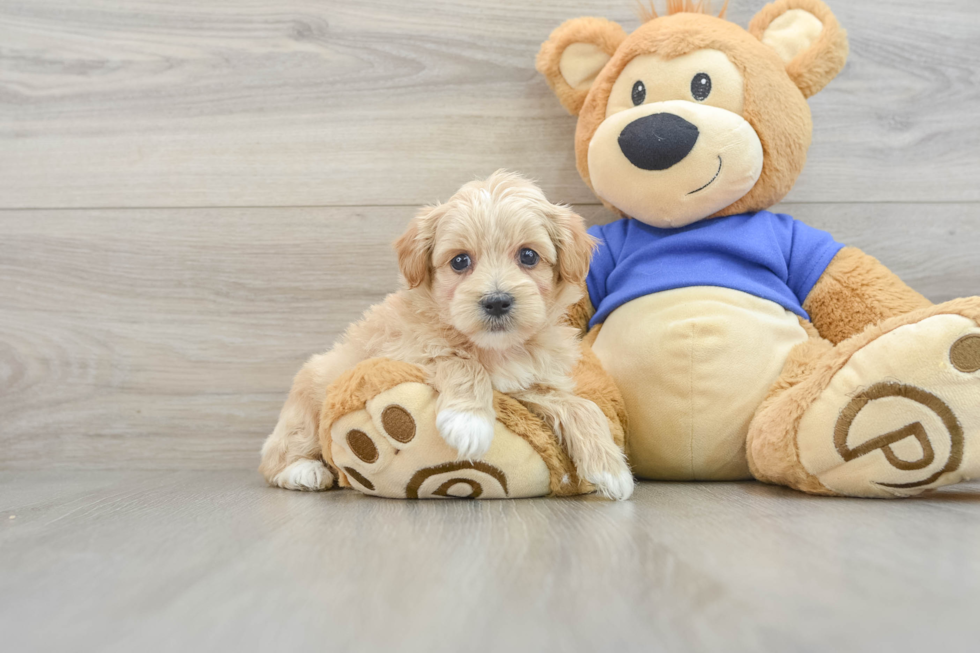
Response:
[[536, 17, 628, 115], [749, 0, 848, 98]]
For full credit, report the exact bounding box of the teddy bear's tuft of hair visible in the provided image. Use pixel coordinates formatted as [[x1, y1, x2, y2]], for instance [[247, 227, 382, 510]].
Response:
[[635, 0, 729, 22]]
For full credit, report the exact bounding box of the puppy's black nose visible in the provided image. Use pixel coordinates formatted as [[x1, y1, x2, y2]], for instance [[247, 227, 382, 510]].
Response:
[[481, 293, 513, 318], [619, 112, 699, 171]]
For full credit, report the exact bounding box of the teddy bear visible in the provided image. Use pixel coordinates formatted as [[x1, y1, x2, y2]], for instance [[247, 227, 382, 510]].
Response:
[[534, 0, 980, 497]]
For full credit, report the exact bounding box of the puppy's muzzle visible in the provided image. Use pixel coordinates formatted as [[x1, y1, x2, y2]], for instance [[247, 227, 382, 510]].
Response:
[[481, 293, 514, 318]]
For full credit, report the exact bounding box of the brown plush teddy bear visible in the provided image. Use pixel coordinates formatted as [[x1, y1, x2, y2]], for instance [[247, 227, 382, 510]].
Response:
[[535, 0, 980, 497]]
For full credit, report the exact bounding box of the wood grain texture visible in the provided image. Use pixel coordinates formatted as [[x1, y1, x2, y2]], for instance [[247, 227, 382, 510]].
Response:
[[1, 0, 979, 208], [1, 203, 978, 470], [2, 471, 979, 652]]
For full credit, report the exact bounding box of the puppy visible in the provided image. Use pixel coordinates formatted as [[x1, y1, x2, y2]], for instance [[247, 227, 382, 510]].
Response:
[[259, 170, 634, 500]]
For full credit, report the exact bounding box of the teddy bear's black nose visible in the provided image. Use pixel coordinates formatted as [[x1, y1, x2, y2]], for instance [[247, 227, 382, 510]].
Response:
[[618, 113, 700, 171]]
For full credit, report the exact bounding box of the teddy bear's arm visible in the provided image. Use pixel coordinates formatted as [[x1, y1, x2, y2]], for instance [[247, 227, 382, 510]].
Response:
[[802, 247, 932, 344], [562, 286, 595, 336]]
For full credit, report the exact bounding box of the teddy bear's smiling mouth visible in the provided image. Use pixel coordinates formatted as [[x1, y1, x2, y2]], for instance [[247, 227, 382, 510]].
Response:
[[687, 156, 723, 195]]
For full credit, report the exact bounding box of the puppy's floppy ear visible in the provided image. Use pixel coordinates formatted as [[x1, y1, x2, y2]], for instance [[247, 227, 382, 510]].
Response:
[[545, 204, 597, 287], [536, 17, 627, 116], [749, 0, 848, 98], [393, 204, 444, 289]]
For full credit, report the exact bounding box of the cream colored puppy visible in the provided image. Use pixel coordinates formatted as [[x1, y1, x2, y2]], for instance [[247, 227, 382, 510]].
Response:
[[259, 170, 633, 500]]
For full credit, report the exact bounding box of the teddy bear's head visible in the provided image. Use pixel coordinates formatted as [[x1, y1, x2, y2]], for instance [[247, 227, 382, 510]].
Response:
[[537, 0, 848, 228]]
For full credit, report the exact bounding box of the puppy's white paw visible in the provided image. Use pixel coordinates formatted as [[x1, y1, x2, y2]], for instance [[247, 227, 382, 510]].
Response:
[[271, 459, 335, 491], [436, 410, 495, 460], [580, 448, 634, 500], [587, 467, 635, 501]]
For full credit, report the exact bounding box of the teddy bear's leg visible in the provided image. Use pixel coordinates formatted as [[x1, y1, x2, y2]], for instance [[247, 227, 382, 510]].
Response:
[[322, 358, 595, 498], [748, 298, 980, 498]]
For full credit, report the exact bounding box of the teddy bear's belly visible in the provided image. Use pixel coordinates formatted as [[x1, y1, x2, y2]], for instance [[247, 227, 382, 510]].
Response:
[[592, 287, 809, 480]]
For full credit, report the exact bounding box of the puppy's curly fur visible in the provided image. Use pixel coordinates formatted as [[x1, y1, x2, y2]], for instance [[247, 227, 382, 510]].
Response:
[[259, 170, 633, 500]]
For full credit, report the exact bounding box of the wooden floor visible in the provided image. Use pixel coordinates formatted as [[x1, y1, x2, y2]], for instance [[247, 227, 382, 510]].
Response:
[[3, 1, 980, 650], [3, 472, 980, 653]]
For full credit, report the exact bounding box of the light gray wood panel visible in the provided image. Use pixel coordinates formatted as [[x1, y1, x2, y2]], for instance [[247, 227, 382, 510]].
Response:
[[1, 203, 978, 469], [0, 206, 408, 470], [1, 0, 978, 208], [2, 471, 979, 652]]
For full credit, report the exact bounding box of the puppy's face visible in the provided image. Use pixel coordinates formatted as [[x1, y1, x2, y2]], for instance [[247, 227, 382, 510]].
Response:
[[394, 171, 594, 350]]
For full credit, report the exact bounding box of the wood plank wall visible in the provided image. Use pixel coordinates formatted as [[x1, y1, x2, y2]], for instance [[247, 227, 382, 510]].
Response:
[[2, 1, 979, 470]]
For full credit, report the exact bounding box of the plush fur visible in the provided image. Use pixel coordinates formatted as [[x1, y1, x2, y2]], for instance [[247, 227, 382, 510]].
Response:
[[536, 18, 628, 116], [562, 291, 595, 336], [803, 247, 932, 345], [748, 0, 849, 98], [261, 171, 633, 499], [636, 1, 731, 23]]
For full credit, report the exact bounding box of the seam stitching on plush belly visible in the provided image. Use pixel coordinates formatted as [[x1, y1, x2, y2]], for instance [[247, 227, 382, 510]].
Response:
[[689, 320, 697, 479]]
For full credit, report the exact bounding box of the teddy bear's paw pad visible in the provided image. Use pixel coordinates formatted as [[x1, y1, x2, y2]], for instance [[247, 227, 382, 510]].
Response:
[[950, 334, 980, 374], [407, 461, 509, 499], [329, 406, 409, 497], [798, 314, 980, 497], [379, 404, 416, 444], [331, 382, 552, 498]]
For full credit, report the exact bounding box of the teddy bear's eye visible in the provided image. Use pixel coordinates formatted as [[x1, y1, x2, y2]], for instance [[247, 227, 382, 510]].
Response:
[[631, 80, 646, 106], [691, 73, 712, 101], [450, 253, 471, 272]]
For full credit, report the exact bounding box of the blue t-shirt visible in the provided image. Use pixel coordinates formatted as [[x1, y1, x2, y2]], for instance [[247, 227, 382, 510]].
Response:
[[586, 211, 844, 329]]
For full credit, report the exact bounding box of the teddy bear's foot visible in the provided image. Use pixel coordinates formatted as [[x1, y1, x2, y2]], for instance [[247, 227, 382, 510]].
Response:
[[328, 380, 560, 499], [321, 356, 626, 499], [793, 303, 980, 497]]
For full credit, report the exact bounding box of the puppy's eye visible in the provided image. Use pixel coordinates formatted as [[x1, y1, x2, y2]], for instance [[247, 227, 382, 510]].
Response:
[[450, 253, 471, 272], [518, 248, 540, 267], [691, 73, 711, 102], [631, 80, 646, 106]]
